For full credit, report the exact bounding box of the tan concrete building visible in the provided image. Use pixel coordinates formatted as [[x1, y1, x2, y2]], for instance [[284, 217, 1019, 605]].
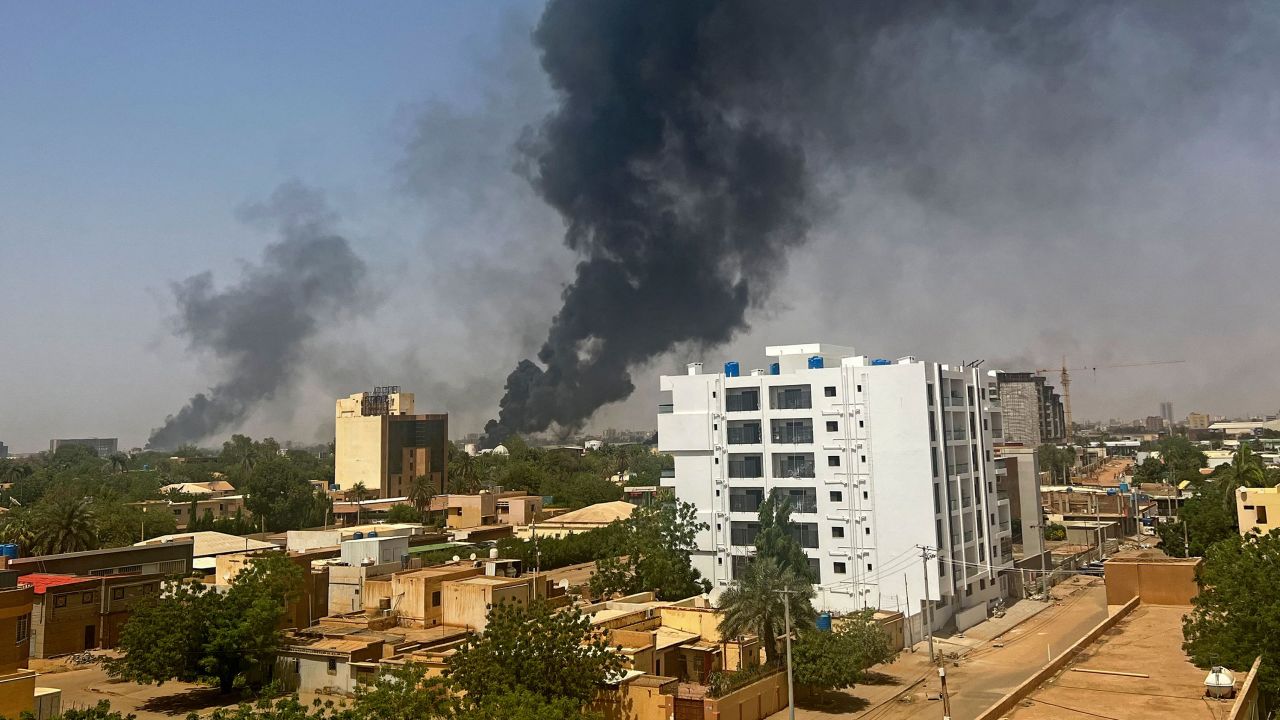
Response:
[[0, 571, 38, 720], [1236, 486, 1280, 535], [334, 387, 447, 498], [515, 500, 635, 539], [1186, 412, 1210, 430]]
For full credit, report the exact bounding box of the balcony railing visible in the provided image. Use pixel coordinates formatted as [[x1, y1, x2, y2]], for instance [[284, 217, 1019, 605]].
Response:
[[727, 427, 762, 444], [726, 394, 760, 412], [775, 464, 816, 478], [943, 396, 966, 408], [999, 520, 1011, 532], [658, 404, 673, 414], [948, 463, 970, 476], [945, 429, 968, 441], [772, 429, 814, 444]]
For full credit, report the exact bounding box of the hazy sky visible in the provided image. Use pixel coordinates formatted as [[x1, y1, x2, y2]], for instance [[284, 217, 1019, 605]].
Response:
[[3, 1, 1279, 452]]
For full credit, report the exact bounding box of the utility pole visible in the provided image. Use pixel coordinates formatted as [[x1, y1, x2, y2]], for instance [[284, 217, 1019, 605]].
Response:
[[776, 586, 797, 720], [918, 545, 937, 662], [939, 666, 953, 720], [903, 573, 913, 650]]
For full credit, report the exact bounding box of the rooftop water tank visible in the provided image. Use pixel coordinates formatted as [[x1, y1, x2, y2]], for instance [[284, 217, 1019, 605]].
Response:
[[724, 361, 740, 378], [871, 358, 892, 366], [367, 531, 378, 538], [353, 531, 364, 540], [687, 362, 703, 376], [1204, 666, 1236, 698], [769, 362, 780, 375], [808, 356, 824, 369], [816, 612, 833, 632]]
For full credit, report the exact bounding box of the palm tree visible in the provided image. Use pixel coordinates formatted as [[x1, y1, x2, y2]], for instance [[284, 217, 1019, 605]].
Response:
[[108, 452, 130, 474], [0, 510, 35, 556], [349, 482, 369, 525], [408, 475, 437, 525], [31, 496, 97, 555], [450, 451, 477, 494], [717, 557, 816, 666], [1219, 443, 1266, 509], [0, 461, 32, 485]]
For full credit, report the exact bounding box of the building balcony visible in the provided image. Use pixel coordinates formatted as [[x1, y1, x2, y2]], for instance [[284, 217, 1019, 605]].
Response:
[[943, 397, 966, 408], [771, 429, 814, 444]]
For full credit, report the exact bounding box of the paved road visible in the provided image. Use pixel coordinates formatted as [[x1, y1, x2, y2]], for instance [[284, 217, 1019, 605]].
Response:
[[771, 577, 1109, 720]]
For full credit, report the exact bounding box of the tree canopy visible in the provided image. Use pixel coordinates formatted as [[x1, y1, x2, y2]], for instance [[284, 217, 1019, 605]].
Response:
[[1183, 530, 1280, 696], [717, 556, 815, 667], [791, 610, 898, 697], [107, 554, 303, 693], [588, 493, 709, 601]]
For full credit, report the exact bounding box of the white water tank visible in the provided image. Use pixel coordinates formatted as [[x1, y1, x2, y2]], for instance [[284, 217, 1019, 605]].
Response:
[[687, 362, 703, 375], [1204, 666, 1235, 698]]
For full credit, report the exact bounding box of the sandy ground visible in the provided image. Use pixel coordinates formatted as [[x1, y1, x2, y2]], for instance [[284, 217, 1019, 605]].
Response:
[[769, 576, 1109, 720]]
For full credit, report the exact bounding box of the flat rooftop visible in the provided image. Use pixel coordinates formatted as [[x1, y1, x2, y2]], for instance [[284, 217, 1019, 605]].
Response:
[[1007, 605, 1236, 720]]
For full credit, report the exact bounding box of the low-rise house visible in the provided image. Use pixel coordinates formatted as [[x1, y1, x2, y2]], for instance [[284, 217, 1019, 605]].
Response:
[[5, 542, 193, 579], [0, 570, 44, 720], [136, 531, 277, 575], [515, 500, 635, 540], [495, 492, 542, 525], [1236, 486, 1280, 535], [215, 547, 336, 630], [23, 575, 102, 659], [361, 565, 482, 627], [132, 494, 248, 531], [286, 524, 424, 554]]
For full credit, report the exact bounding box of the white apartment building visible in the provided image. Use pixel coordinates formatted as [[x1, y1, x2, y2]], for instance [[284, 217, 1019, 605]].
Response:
[[658, 343, 1014, 632]]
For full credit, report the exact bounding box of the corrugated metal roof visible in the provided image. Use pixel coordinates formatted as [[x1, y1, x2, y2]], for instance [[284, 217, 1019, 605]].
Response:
[[136, 531, 277, 558], [20, 574, 93, 594]]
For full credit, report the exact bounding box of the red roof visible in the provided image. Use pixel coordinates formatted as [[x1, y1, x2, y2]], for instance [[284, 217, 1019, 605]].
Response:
[[19, 574, 93, 595]]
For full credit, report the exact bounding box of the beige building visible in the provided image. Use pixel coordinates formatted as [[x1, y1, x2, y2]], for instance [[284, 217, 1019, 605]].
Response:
[[1236, 486, 1280, 535], [1186, 412, 1210, 430], [516, 500, 635, 540], [334, 387, 447, 498]]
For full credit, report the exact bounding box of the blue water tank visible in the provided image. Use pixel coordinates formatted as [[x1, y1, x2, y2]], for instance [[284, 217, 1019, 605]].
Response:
[[724, 361, 740, 378], [353, 531, 365, 540], [769, 362, 780, 375], [808, 356, 824, 369], [367, 531, 378, 538], [816, 612, 833, 632], [0, 544, 17, 560], [1106, 488, 1118, 496], [1119, 482, 1130, 493], [871, 358, 892, 366]]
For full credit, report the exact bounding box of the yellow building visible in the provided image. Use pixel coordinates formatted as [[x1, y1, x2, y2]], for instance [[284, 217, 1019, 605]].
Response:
[[0, 570, 42, 720], [1186, 412, 1210, 430], [334, 387, 447, 498], [1237, 486, 1280, 535]]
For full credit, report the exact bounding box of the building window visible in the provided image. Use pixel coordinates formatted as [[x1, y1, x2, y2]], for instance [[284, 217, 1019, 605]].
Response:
[[831, 526, 845, 538], [858, 420, 864, 428], [829, 491, 842, 502], [980, 579, 986, 590], [1258, 506, 1269, 524], [827, 456, 840, 467], [824, 386, 836, 397], [432, 591, 441, 607], [15, 613, 29, 644], [833, 562, 847, 574], [866, 563, 873, 572], [112, 588, 125, 601], [327, 658, 338, 674], [862, 491, 868, 500], [54, 596, 67, 609], [864, 527, 871, 535], [860, 455, 866, 463], [826, 421, 838, 432]]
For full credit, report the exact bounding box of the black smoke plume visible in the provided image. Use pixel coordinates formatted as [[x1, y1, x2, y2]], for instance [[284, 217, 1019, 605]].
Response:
[[484, 0, 1269, 445], [484, 0, 815, 445], [148, 182, 371, 449]]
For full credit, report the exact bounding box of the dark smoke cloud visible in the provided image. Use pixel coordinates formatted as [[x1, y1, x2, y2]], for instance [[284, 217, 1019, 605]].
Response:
[[484, 1, 814, 444], [147, 181, 373, 449], [485, 0, 1280, 442]]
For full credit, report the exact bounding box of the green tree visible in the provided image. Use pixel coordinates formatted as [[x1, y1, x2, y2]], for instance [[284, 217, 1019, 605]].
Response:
[[385, 504, 419, 523], [588, 494, 709, 600], [543, 472, 622, 509], [244, 458, 320, 532], [1217, 444, 1267, 509], [717, 557, 816, 667], [791, 611, 897, 698], [30, 493, 98, 554], [1157, 476, 1238, 557], [1183, 530, 1280, 695], [454, 689, 600, 720], [448, 600, 624, 708], [107, 554, 303, 693], [754, 491, 814, 581]]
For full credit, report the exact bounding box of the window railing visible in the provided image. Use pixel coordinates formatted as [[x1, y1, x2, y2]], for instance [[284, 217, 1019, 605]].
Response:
[[946, 429, 968, 441], [658, 404, 673, 414], [772, 428, 814, 444], [775, 463, 816, 478], [943, 396, 966, 408], [948, 463, 970, 476], [726, 394, 760, 412], [999, 520, 1011, 532], [727, 427, 762, 444]]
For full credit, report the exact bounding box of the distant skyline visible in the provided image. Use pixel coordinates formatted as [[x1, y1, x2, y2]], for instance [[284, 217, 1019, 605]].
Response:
[[5, 2, 1280, 452]]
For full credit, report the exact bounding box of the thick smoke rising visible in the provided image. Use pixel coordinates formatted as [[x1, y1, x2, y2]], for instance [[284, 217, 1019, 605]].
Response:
[[148, 182, 371, 449], [485, 0, 1280, 442], [484, 1, 815, 444]]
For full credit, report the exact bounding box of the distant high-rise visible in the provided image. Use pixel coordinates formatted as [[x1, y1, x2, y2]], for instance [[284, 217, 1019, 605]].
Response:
[[997, 373, 1066, 446], [1160, 401, 1174, 426], [0, 441, 7, 459], [334, 387, 447, 498], [49, 438, 118, 457]]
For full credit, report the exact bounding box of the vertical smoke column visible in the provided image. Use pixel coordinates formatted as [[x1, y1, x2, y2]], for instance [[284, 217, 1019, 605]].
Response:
[[484, 0, 813, 444], [148, 182, 372, 449]]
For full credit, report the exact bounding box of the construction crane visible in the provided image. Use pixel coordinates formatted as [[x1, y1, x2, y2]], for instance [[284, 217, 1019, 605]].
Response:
[[1034, 358, 1186, 441]]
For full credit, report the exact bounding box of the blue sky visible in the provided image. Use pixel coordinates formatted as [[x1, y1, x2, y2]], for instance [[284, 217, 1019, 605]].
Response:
[[0, 1, 545, 451]]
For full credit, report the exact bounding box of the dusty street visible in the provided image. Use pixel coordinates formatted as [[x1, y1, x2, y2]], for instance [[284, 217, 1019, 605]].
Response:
[[770, 576, 1109, 720]]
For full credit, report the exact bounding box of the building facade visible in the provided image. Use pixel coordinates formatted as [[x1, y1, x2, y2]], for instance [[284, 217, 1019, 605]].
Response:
[[334, 388, 448, 498], [1160, 401, 1174, 427], [0, 441, 7, 459], [995, 373, 1064, 446], [1186, 412, 1210, 430], [658, 343, 1014, 629], [48, 438, 118, 457]]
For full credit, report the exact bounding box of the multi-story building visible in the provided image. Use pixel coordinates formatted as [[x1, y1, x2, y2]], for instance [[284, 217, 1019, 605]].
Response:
[[1144, 415, 1165, 432], [658, 343, 1014, 631], [1187, 412, 1210, 430], [0, 441, 8, 459], [48, 438, 118, 458], [1160, 401, 1174, 427], [334, 387, 448, 498], [0, 570, 37, 719], [995, 373, 1064, 446]]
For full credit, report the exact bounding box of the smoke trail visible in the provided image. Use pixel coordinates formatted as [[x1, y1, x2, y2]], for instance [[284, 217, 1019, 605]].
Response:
[[484, 0, 1274, 444], [483, 0, 814, 444], [147, 181, 372, 449]]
